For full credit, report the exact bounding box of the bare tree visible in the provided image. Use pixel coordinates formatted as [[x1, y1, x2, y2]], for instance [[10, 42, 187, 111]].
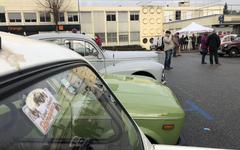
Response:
[[36, 0, 69, 32]]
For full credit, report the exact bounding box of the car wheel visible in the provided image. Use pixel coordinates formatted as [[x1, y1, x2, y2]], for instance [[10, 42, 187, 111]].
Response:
[[229, 48, 238, 57], [132, 71, 156, 80]]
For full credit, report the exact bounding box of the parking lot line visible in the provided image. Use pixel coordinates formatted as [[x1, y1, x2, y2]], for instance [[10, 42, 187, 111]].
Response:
[[185, 100, 215, 121]]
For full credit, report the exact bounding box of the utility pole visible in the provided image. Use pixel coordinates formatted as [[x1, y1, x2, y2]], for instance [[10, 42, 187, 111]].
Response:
[[77, 0, 81, 33]]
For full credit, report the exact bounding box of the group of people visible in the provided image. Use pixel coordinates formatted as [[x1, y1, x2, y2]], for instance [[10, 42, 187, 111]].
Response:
[[179, 34, 202, 51], [200, 31, 221, 65], [163, 30, 221, 70]]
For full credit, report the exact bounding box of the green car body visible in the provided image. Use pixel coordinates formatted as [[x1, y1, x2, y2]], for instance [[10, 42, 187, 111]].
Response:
[[103, 74, 185, 144]]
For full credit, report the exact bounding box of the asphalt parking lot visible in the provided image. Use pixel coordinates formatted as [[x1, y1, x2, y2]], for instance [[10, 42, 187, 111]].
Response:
[[160, 53, 240, 149]]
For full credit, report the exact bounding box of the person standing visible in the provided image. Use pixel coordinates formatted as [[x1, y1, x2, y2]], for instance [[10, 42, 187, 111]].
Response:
[[184, 35, 189, 51], [207, 31, 221, 65], [192, 34, 196, 50], [180, 35, 185, 51], [95, 34, 103, 48], [163, 31, 174, 70], [197, 34, 202, 50], [200, 33, 208, 64], [173, 32, 180, 57], [188, 35, 192, 52]]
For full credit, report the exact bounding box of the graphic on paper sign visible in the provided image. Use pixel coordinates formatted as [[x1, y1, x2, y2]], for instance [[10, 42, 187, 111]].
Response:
[[22, 88, 61, 135]]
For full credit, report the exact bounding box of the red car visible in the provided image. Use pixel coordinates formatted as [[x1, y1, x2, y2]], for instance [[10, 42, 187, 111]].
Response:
[[218, 37, 240, 57]]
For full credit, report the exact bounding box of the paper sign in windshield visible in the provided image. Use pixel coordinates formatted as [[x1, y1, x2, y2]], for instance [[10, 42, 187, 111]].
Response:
[[22, 88, 61, 135]]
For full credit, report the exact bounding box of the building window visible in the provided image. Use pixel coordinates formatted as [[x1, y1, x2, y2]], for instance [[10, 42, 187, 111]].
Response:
[[106, 13, 116, 21], [58, 12, 65, 22], [130, 32, 140, 42], [119, 33, 129, 42], [175, 10, 181, 20], [130, 12, 139, 21], [39, 12, 51, 22], [0, 13, 6, 22], [107, 33, 117, 42], [8, 13, 21, 22], [24, 13, 36, 22], [68, 12, 78, 22]]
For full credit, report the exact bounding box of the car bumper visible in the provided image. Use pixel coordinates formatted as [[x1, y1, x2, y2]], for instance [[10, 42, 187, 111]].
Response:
[[134, 115, 185, 144]]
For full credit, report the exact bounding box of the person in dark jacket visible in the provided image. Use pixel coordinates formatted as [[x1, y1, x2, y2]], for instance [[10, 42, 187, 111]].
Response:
[[200, 33, 208, 64], [207, 31, 221, 65], [191, 34, 196, 50], [184, 35, 189, 51]]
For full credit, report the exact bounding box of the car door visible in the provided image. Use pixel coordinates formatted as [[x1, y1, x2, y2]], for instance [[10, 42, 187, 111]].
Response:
[[0, 62, 143, 150]]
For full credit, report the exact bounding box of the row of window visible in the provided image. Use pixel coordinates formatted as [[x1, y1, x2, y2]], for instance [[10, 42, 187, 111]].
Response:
[[106, 13, 139, 21], [0, 12, 139, 23], [96, 32, 140, 43], [0, 12, 72, 23]]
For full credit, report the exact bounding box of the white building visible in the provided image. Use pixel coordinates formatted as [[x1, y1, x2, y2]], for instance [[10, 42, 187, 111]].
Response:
[[0, 0, 223, 49]]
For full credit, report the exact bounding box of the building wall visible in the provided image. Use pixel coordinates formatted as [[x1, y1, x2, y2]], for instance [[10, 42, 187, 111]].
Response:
[[163, 5, 223, 23], [163, 14, 240, 35], [0, 0, 225, 49], [140, 6, 163, 49], [164, 14, 221, 33]]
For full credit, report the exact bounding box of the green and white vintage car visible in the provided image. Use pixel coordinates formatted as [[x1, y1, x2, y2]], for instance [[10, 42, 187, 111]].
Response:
[[103, 74, 185, 144]]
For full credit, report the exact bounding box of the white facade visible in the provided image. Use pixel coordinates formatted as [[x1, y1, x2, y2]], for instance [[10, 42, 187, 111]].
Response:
[[0, 0, 223, 49]]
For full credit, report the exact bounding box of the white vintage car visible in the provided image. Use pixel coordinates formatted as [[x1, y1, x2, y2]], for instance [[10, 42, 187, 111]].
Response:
[[0, 32, 224, 150], [29, 33, 166, 83]]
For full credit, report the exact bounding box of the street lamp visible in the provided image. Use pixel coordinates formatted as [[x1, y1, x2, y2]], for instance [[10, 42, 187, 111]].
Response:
[[77, 0, 81, 33]]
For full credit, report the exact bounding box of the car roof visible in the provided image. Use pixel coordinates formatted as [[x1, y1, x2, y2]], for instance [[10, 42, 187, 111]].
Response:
[[0, 32, 86, 77], [29, 32, 95, 41]]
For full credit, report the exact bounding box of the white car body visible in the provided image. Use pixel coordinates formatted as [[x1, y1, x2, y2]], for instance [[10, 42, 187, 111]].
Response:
[[221, 34, 237, 45], [0, 32, 226, 150], [29, 33, 165, 83]]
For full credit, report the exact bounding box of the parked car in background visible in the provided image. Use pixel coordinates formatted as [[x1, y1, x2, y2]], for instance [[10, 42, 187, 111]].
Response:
[[220, 34, 237, 45], [29, 33, 166, 83], [218, 36, 240, 57], [103, 74, 185, 144], [0, 32, 221, 150]]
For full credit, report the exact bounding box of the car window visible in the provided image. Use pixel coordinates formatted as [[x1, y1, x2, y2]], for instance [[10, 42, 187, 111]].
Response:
[[223, 36, 231, 42], [234, 37, 240, 41], [67, 40, 99, 57], [0, 65, 142, 150]]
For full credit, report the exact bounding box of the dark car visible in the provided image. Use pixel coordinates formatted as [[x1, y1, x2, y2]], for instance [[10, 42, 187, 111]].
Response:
[[218, 37, 240, 57]]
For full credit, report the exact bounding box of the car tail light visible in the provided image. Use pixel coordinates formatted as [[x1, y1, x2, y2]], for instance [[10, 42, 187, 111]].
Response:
[[162, 124, 175, 130]]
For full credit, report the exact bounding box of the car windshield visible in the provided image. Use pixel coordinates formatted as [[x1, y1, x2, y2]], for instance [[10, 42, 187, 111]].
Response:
[[0, 65, 143, 150]]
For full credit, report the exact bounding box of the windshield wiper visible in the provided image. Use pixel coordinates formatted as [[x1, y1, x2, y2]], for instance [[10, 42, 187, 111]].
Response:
[[69, 136, 94, 150]]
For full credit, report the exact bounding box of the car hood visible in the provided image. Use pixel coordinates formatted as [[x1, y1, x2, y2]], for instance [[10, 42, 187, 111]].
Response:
[[103, 74, 184, 119], [103, 50, 159, 60]]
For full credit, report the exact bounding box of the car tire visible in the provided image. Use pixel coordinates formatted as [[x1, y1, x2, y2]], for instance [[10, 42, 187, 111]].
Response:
[[229, 48, 238, 57]]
